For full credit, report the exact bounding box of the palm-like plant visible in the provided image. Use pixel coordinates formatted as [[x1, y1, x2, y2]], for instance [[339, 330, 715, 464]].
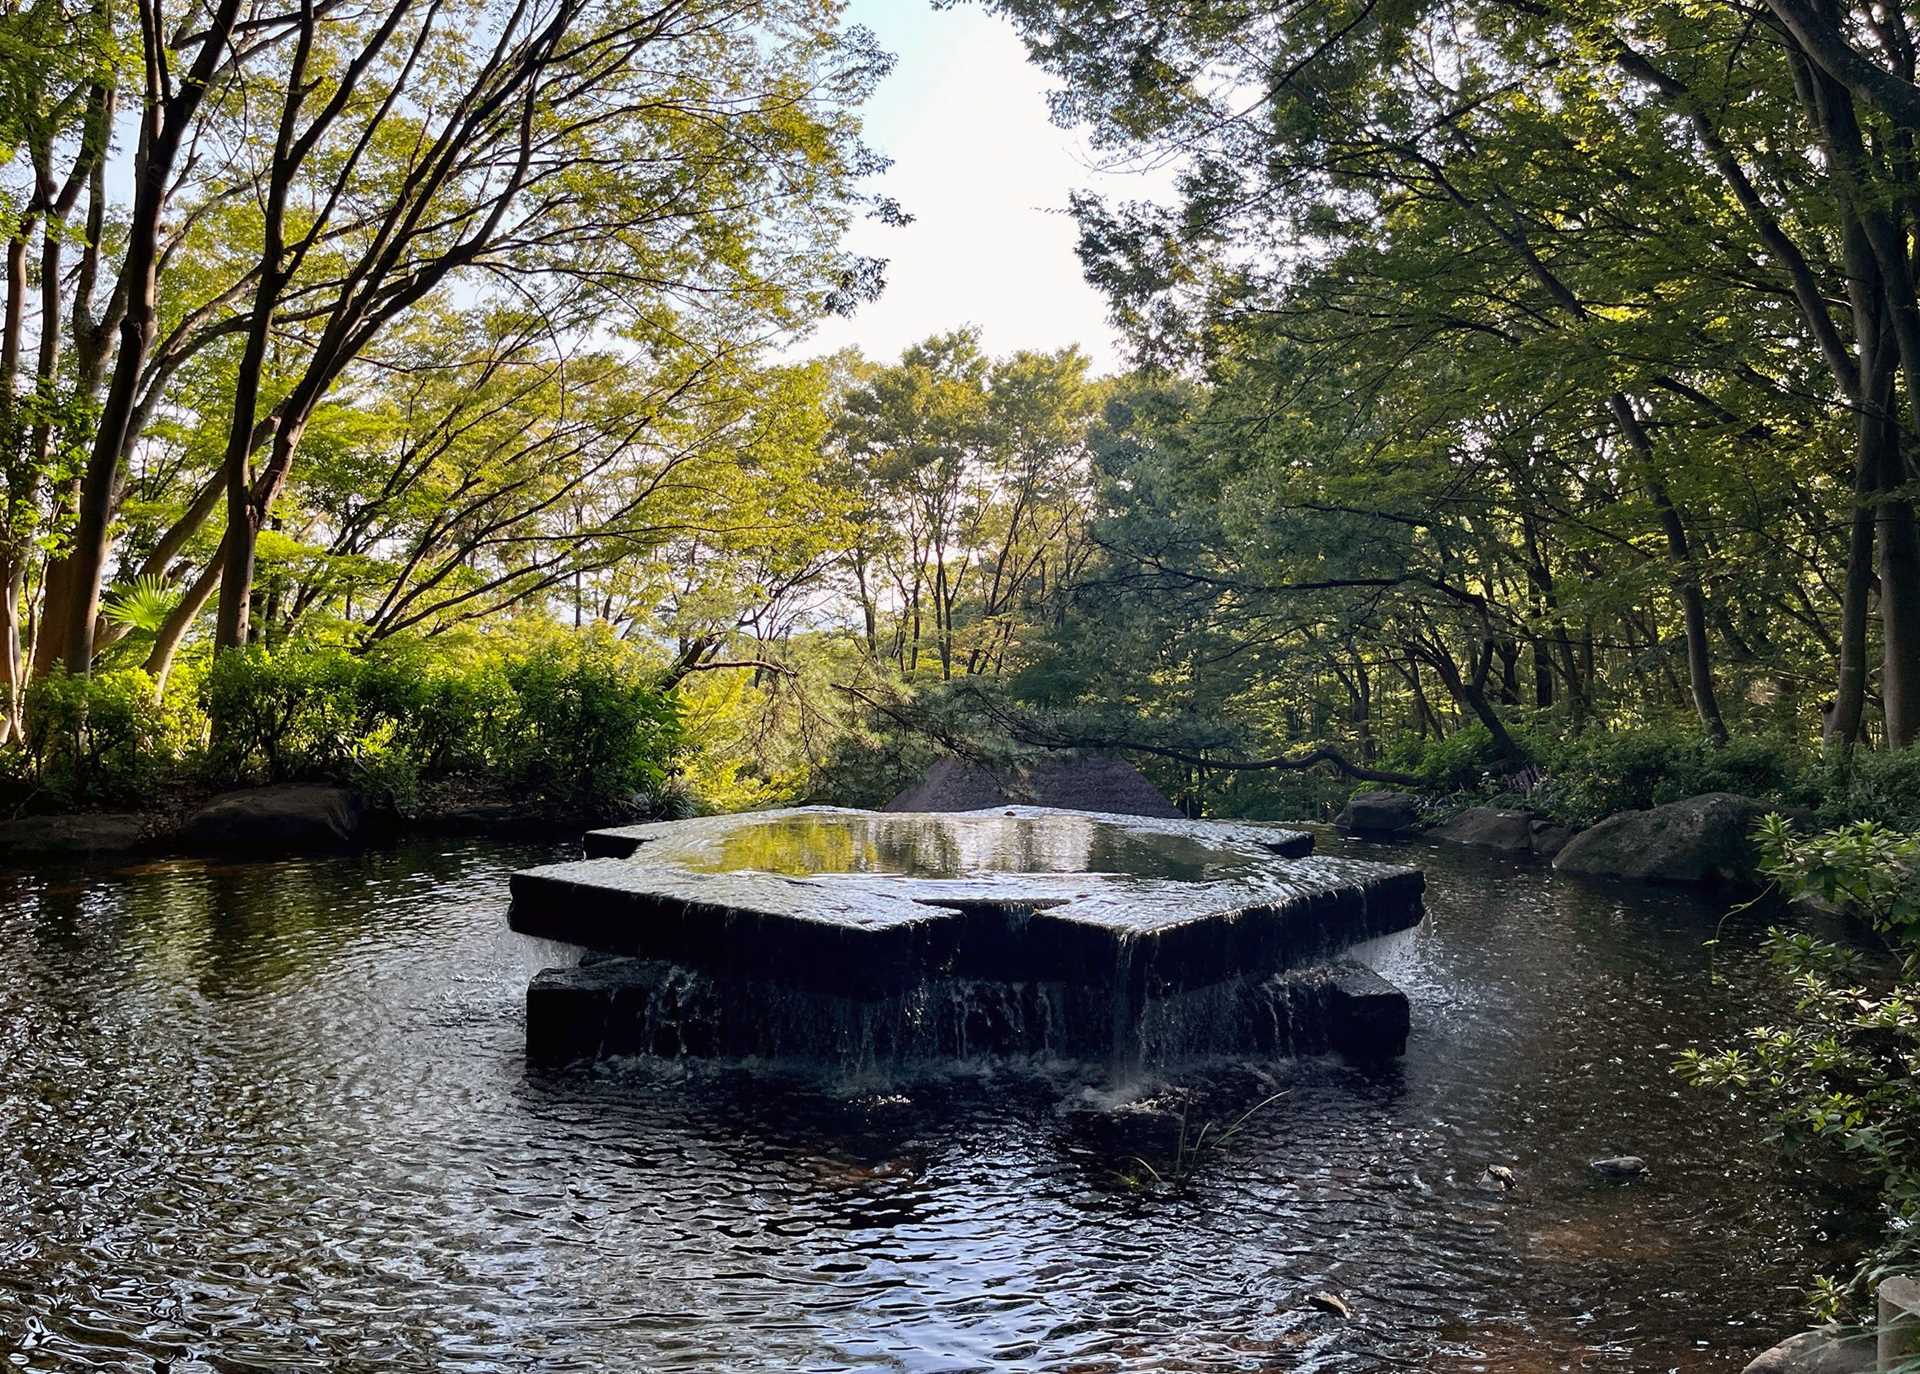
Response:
[[102, 575, 181, 636]]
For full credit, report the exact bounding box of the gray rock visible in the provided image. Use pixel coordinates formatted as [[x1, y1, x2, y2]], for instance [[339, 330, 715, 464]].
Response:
[[1529, 820, 1576, 859], [1553, 792, 1772, 885], [1430, 807, 1537, 853], [181, 784, 370, 853], [1883, 1274, 1920, 1369], [1741, 1327, 1874, 1373], [1588, 1155, 1648, 1180], [1334, 790, 1422, 836], [1324, 963, 1412, 1059], [0, 812, 152, 860]]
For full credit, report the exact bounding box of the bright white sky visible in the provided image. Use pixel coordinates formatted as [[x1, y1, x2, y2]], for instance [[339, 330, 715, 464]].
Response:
[[797, 0, 1140, 374]]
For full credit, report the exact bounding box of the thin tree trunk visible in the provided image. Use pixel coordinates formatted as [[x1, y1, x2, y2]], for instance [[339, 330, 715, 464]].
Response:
[[144, 544, 225, 693], [0, 556, 21, 741], [1421, 637, 1525, 761], [1608, 396, 1728, 743], [60, 0, 243, 673], [1828, 351, 1892, 748]]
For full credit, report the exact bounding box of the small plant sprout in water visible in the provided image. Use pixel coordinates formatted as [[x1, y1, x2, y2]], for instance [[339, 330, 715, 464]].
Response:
[[1118, 1089, 1289, 1196]]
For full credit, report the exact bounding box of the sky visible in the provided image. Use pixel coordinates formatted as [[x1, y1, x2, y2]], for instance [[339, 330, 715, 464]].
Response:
[[797, 1, 1143, 374]]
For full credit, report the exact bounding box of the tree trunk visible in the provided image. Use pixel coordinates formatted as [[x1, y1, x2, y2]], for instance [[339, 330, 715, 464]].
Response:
[[1878, 447, 1920, 747], [1608, 395, 1727, 743], [1421, 637, 1525, 762], [58, 0, 242, 673], [0, 555, 22, 741], [144, 546, 226, 693], [1828, 351, 1892, 748], [213, 321, 277, 653]]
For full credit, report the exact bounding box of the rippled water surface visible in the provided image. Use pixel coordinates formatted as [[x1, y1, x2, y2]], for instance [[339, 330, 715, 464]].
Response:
[[0, 831, 1856, 1371], [666, 811, 1262, 879]]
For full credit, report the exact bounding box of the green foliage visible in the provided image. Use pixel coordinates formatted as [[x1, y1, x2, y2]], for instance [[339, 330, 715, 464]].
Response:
[[1751, 816, 1920, 952], [495, 639, 682, 813], [199, 636, 681, 814], [803, 728, 939, 811], [1382, 726, 1512, 794], [1681, 817, 1920, 1316], [830, 332, 1100, 683], [1810, 750, 1920, 832], [203, 647, 418, 802], [6, 631, 684, 816], [1527, 726, 1814, 827], [101, 575, 183, 636], [7, 668, 197, 805], [1203, 767, 1353, 822]]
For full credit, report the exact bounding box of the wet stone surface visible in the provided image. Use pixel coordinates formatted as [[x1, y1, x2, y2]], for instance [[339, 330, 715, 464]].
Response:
[[510, 807, 1422, 991], [509, 806, 1425, 1063]]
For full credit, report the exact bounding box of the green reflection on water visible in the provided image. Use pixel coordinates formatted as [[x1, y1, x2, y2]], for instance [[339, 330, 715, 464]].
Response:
[[665, 815, 1250, 880]]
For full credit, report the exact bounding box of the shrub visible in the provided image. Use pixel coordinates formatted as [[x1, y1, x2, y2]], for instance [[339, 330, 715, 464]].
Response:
[[197, 635, 680, 813], [1681, 815, 1920, 1318], [1528, 724, 1812, 826], [203, 646, 392, 783], [496, 638, 681, 811], [12, 667, 197, 805], [1810, 747, 1920, 830], [1380, 725, 1513, 794]]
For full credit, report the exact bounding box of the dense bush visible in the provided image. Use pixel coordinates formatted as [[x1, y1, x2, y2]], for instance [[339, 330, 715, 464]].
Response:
[[204, 647, 414, 793], [203, 636, 681, 811], [5, 668, 200, 805], [1682, 816, 1920, 1317], [1380, 725, 1513, 794], [492, 640, 682, 811], [4, 632, 683, 816], [1373, 719, 1823, 827], [1529, 726, 1815, 826], [1809, 748, 1920, 831]]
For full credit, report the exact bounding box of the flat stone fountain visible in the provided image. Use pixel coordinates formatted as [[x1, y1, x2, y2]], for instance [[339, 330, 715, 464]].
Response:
[[508, 805, 1425, 1070]]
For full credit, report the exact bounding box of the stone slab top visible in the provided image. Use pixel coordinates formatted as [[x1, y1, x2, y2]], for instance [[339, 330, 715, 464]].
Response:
[[581, 804, 1316, 868], [508, 807, 1424, 994]]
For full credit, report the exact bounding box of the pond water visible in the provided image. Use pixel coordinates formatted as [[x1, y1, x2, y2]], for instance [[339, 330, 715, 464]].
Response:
[[651, 811, 1281, 881], [0, 830, 1860, 1371]]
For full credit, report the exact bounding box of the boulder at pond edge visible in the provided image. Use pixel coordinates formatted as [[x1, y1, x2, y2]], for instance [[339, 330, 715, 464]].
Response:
[[1429, 806, 1575, 858], [0, 812, 153, 860], [1740, 1327, 1873, 1373], [180, 784, 376, 853], [1552, 792, 1773, 885], [1334, 790, 1422, 837]]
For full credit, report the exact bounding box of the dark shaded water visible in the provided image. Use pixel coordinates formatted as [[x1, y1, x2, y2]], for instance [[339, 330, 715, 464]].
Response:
[[0, 831, 1855, 1371]]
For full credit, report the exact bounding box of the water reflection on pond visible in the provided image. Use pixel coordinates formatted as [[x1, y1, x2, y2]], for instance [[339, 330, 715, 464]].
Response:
[[0, 830, 1857, 1371], [662, 811, 1265, 880]]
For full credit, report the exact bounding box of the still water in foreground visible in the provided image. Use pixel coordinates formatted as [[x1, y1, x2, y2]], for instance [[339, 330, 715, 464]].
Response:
[[0, 831, 1859, 1372]]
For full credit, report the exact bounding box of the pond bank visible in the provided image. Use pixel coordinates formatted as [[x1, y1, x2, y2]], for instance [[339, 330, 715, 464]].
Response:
[[0, 781, 636, 865], [1339, 788, 1800, 887]]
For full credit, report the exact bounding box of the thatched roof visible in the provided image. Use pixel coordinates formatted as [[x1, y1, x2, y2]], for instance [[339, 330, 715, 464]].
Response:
[[881, 755, 1182, 818]]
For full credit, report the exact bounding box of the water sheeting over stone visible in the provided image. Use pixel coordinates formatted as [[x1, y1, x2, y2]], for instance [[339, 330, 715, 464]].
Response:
[[882, 754, 1183, 818], [509, 806, 1424, 1068]]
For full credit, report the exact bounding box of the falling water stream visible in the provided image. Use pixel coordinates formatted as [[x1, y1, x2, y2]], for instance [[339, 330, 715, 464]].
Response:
[[0, 829, 1867, 1371]]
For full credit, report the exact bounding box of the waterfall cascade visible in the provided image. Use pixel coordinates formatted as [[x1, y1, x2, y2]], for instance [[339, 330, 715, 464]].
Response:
[[509, 806, 1424, 1072]]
